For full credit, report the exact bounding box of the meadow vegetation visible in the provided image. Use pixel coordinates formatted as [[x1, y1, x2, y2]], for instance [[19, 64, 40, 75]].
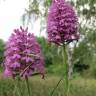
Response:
[[0, 73, 96, 96]]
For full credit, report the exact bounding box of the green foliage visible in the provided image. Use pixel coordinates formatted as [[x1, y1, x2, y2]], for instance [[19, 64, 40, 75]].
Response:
[[37, 37, 63, 66], [37, 37, 53, 67], [72, 29, 96, 77], [0, 39, 5, 65]]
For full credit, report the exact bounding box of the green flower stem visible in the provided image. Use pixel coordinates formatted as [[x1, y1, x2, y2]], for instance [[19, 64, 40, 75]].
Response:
[[63, 44, 69, 96], [25, 77, 31, 96], [17, 77, 23, 96], [50, 44, 69, 96]]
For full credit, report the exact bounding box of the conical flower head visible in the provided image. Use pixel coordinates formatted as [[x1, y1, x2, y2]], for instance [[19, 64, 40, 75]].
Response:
[[4, 26, 44, 79], [47, 0, 79, 45]]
